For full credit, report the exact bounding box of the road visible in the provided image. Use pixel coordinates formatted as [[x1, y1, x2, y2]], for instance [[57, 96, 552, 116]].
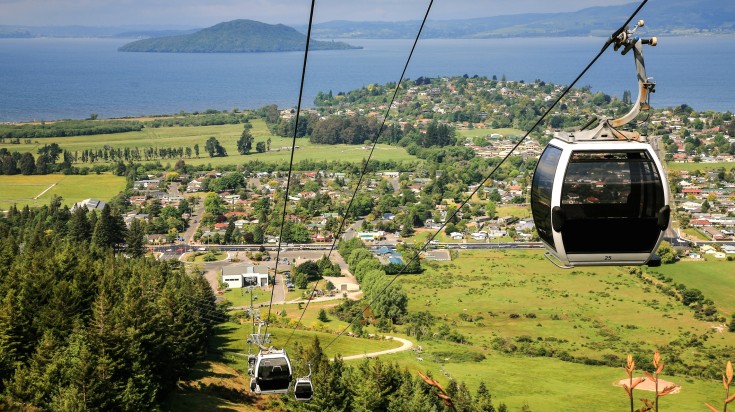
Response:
[[339, 336, 414, 361], [151, 241, 546, 254]]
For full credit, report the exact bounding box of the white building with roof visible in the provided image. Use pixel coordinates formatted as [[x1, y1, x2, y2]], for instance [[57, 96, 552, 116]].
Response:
[[221, 264, 269, 288], [74, 198, 107, 211]]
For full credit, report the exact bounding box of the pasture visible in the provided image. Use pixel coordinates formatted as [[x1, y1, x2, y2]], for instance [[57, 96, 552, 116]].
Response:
[[1, 119, 418, 167], [0, 174, 125, 210], [649, 260, 735, 314], [457, 128, 524, 139], [192, 249, 735, 410], [666, 161, 735, 172], [389, 249, 735, 410]]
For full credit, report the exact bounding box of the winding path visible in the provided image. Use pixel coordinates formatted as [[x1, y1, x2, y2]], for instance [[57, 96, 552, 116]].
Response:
[[338, 336, 414, 361]]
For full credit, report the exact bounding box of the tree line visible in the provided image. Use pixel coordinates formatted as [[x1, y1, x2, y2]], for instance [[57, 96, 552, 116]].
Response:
[[0, 199, 220, 410], [0, 112, 251, 140], [279, 337, 510, 412]]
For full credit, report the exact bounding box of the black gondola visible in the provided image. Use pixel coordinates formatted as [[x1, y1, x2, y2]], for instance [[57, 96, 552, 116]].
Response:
[[531, 21, 670, 267], [249, 348, 293, 395], [293, 362, 313, 401], [294, 377, 313, 401]]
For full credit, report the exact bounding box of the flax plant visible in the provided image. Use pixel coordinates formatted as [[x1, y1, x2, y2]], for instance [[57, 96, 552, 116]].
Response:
[[418, 371, 455, 410], [623, 354, 646, 412], [706, 361, 735, 412], [639, 352, 679, 412]]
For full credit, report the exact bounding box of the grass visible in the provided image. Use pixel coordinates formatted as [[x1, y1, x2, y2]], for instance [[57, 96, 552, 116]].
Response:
[[497, 204, 531, 219], [648, 260, 735, 314], [218, 288, 274, 308], [388, 348, 724, 411], [0, 174, 125, 210], [188, 252, 228, 263], [390, 249, 735, 410], [211, 318, 402, 369], [1, 119, 418, 167], [457, 128, 524, 139], [683, 227, 711, 241], [180, 249, 735, 411], [666, 161, 735, 172]]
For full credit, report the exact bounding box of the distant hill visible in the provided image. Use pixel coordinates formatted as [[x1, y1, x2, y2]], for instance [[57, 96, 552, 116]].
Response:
[[118, 19, 360, 53], [301, 0, 735, 38], [113, 29, 199, 39]]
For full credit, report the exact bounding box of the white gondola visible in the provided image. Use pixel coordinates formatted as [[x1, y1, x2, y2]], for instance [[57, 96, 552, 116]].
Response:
[[249, 348, 293, 395], [531, 21, 670, 267]]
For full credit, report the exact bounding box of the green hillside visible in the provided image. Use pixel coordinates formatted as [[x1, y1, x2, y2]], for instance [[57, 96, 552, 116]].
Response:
[[118, 19, 360, 53]]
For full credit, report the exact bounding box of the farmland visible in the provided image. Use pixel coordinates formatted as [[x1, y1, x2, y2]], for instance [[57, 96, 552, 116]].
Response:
[[0, 174, 125, 210], [189, 249, 735, 411], [1, 119, 418, 167]]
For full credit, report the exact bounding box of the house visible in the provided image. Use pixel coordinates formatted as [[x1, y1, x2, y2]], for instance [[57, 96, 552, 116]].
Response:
[[186, 179, 204, 192], [358, 231, 385, 242], [221, 264, 269, 289], [74, 198, 107, 211], [470, 231, 488, 240], [133, 179, 161, 190]]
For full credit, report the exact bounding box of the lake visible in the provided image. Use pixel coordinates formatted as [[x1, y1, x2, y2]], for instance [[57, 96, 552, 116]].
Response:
[[0, 36, 732, 122]]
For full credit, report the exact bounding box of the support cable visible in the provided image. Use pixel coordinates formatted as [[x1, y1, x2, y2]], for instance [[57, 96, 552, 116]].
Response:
[[285, 0, 435, 346], [264, 0, 316, 337], [322, 0, 650, 352]]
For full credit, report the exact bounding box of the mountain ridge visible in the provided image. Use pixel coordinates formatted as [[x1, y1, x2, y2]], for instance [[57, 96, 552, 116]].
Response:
[[298, 1, 735, 38], [118, 19, 359, 53]]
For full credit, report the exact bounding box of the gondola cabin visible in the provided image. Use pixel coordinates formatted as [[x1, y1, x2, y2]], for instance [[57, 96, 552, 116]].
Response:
[[294, 378, 314, 401], [531, 125, 670, 267], [249, 349, 293, 395]]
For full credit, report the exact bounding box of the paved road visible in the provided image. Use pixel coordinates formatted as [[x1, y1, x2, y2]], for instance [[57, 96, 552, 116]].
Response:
[[339, 336, 414, 361]]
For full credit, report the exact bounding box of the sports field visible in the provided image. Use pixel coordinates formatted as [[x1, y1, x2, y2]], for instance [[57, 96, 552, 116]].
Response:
[[0, 174, 125, 210]]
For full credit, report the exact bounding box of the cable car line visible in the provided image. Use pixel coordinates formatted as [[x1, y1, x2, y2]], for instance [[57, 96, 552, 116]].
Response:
[[321, 0, 653, 352], [243, 0, 317, 400], [285, 0, 435, 347], [263, 0, 316, 338]]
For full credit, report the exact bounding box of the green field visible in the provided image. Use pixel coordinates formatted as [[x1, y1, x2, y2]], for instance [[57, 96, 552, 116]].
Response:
[[457, 128, 524, 139], [386, 348, 724, 411], [1, 119, 417, 167], [497, 204, 532, 219], [188, 249, 735, 411], [666, 161, 735, 172], [0, 174, 126, 210], [212, 316, 402, 369], [649, 260, 735, 314]]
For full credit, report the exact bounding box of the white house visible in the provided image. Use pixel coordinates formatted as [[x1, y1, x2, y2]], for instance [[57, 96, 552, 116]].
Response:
[[221, 264, 269, 289]]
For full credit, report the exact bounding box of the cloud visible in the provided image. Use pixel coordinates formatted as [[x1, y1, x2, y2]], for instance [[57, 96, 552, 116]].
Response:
[[0, 0, 637, 27]]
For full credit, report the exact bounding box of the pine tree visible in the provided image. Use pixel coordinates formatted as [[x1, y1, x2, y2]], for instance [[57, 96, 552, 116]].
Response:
[[92, 206, 113, 249], [68, 206, 92, 243], [475, 381, 497, 412], [126, 219, 146, 258]]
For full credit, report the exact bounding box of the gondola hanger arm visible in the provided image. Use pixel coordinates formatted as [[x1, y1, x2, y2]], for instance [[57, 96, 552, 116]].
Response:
[[609, 20, 657, 133]]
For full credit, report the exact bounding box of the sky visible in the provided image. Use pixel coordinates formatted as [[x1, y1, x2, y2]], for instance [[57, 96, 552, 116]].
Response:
[[1, 0, 637, 28]]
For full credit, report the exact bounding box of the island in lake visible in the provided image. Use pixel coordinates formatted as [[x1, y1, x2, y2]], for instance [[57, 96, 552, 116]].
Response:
[[118, 19, 360, 53]]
